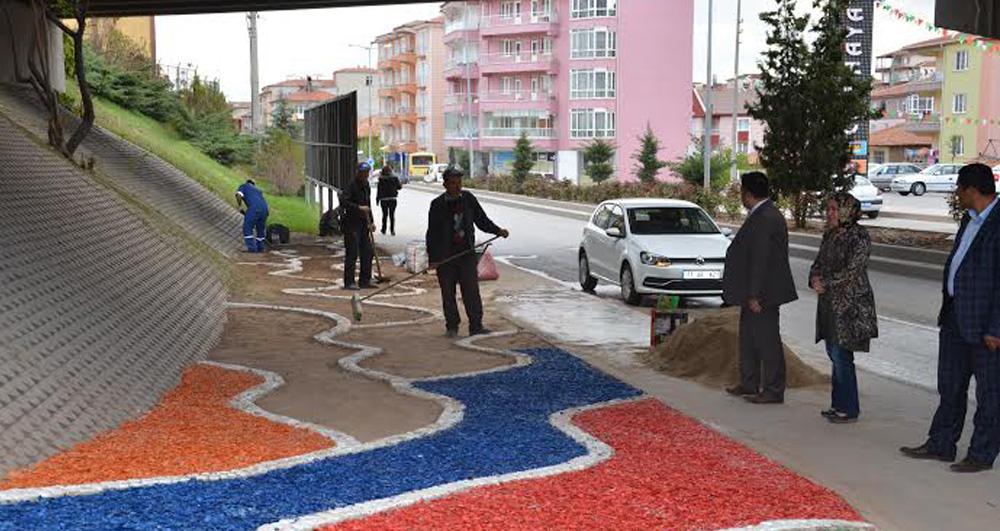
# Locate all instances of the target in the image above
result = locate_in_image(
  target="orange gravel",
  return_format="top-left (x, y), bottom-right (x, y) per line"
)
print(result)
top-left (0, 365), bottom-right (334, 489)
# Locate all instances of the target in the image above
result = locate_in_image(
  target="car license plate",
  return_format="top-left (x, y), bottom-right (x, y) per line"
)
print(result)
top-left (683, 270), bottom-right (721, 280)
top-left (862, 202), bottom-right (871, 208)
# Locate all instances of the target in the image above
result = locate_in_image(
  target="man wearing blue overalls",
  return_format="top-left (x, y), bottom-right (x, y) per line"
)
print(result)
top-left (236, 179), bottom-right (269, 252)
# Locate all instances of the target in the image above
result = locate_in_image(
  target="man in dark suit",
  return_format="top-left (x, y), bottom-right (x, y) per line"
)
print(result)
top-left (722, 172), bottom-right (798, 404)
top-left (901, 163), bottom-right (1000, 473)
top-left (426, 167), bottom-right (509, 338)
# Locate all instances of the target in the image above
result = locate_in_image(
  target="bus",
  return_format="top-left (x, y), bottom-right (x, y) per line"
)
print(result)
top-left (409, 152), bottom-right (436, 178)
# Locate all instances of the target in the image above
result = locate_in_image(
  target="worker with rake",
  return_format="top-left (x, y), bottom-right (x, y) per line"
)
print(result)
top-left (426, 166), bottom-right (509, 338)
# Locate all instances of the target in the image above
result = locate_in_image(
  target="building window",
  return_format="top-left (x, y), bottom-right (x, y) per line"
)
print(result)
top-left (736, 117), bottom-right (751, 132)
top-left (531, 0), bottom-right (553, 18)
top-left (501, 39), bottom-right (521, 56)
top-left (570, 108), bottom-right (616, 138)
top-left (570, 69), bottom-right (616, 99)
top-left (953, 93), bottom-right (968, 114)
top-left (872, 150), bottom-right (886, 164)
top-left (571, 0), bottom-right (617, 19)
top-left (570, 28), bottom-right (617, 59)
top-left (907, 94), bottom-right (934, 115)
top-left (955, 49), bottom-right (970, 72)
top-left (737, 141), bottom-right (750, 154)
top-left (500, 1), bottom-right (522, 19)
top-left (950, 135), bottom-right (965, 156)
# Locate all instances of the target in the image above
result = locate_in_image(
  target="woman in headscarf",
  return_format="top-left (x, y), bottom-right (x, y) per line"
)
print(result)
top-left (809, 192), bottom-right (879, 423)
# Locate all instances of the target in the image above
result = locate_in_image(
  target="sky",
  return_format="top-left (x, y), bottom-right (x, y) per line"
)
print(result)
top-left (155, 0), bottom-right (939, 103)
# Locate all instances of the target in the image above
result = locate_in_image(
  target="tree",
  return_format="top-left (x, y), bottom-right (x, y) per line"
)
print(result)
top-left (633, 124), bottom-right (668, 183)
top-left (511, 131), bottom-right (535, 186)
top-left (747, 0), bottom-right (874, 229)
top-left (255, 128), bottom-right (304, 196)
top-left (4, 0), bottom-right (95, 159)
top-left (271, 98), bottom-right (297, 136)
top-left (670, 139), bottom-right (732, 190)
top-left (583, 139), bottom-right (615, 184)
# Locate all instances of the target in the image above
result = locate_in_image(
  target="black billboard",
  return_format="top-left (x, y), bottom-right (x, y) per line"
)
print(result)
top-left (304, 91), bottom-right (358, 191)
top-left (845, 0), bottom-right (874, 174)
top-left (936, 0), bottom-right (1000, 40)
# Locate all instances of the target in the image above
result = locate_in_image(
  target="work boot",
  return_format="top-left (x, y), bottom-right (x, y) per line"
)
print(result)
top-left (950, 457), bottom-right (992, 473)
top-left (444, 329), bottom-right (459, 339)
top-left (900, 442), bottom-right (956, 462)
top-left (343, 284), bottom-right (360, 291)
top-left (469, 327), bottom-right (493, 336)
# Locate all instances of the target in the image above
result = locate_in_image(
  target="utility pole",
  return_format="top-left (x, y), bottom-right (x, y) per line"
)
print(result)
top-left (349, 43), bottom-right (375, 164)
top-left (247, 12), bottom-right (261, 134)
top-left (702, 0), bottom-right (714, 190)
top-left (730, 0), bottom-right (742, 183)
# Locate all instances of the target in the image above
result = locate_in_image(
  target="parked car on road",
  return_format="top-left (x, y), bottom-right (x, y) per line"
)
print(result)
top-left (850, 175), bottom-right (883, 219)
top-left (578, 199), bottom-right (732, 305)
top-left (993, 164), bottom-right (1000, 182)
top-left (867, 163), bottom-right (923, 190)
top-left (890, 164), bottom-right (962, 196)
top-left (423, 163), bottom-right (449, 183)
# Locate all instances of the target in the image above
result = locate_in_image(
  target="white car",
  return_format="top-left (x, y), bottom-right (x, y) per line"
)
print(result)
top-left (850, 175), bottom-right (883, 219)
top-left (890, 163), bottom-right (963, 196)
top-left (578, 199), bottom-right (732, 305)
top-left (424, 163), bottom-right (449, 183)
top-left (867, 163), bottom-right (923, 190)
top-left (994, 164), bottom-right (1000, 182)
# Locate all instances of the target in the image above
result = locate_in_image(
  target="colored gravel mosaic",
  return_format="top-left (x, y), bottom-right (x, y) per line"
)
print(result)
top-left (0, 365), bottom-right (333, 490)
top-left (0, 348), bottom-right (641, 529)
top-left (330, 398), bottom-right (862, 530)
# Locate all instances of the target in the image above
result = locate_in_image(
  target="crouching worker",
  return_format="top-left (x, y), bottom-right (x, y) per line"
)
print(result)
top-left (426, 167), bottom-right (509, 338)
top-left (236, 179), bottom-right (269, 252)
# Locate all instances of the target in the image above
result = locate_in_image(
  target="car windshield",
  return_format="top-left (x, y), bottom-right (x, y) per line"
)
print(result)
top-left (854, 176), bottom-right (873, 187)
top-left (627, 207), bottom-right (719, 235)
top-left (411, 155), bottom-right (434, 166)
top-left (920, 165), bottom-right (943, 175)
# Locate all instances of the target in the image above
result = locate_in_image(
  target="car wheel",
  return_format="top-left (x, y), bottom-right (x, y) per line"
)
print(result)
top-left (620, 264), bottom-right (642, 306)
top-left (911, 182), bottom-right (926, 196)
top-left (579, 252), bottom-right (598, 292)
top-left (867, 211), bottom-right (879, 219)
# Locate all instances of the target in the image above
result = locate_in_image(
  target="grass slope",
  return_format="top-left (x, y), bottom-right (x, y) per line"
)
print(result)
top-left (68, 82), bottom-right (317, 234)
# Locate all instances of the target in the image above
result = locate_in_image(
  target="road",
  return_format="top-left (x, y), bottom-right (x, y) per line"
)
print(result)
top-left (376, 185), bottom-right (943, 390)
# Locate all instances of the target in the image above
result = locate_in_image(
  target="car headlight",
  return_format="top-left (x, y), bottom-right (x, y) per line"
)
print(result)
top-left (640, 252), bottom-right (672, 267)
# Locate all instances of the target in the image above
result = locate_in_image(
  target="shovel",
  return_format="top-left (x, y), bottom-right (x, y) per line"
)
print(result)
top-left (351, 235), bottom-right (502, 322)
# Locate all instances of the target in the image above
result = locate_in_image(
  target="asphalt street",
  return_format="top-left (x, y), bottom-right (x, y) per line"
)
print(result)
top-left (375, 185), bottom-right (944, 390)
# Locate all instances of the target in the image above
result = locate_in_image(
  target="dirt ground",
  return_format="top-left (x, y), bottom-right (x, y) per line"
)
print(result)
top-left (212, 240), bottom-right (544, 442)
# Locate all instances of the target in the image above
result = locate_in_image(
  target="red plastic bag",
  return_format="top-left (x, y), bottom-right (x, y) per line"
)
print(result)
top-left (477, 249), bottom-right (500, 281)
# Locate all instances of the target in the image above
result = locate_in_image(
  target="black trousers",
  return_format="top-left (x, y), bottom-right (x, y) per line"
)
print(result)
top-left (343, 223), bottom-right (373, 287)
top-left (380, 199), bottom-right (397, 234)
top-left (436, 253), bottom-right (483, 332)
top-left (928, 311), bottom-right (1000, 464)
top-left (739, 305), bottom-right (786, 396)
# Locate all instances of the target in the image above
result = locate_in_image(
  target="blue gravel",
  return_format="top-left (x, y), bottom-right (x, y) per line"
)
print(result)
top-left (0, 347), bottom-right (641, 530)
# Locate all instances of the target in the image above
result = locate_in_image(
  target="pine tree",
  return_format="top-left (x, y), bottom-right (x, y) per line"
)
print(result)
top-left (748, 0), bottom-right (875, 228)
top-left (512, 131), bottom-right (535, 186)
top-left (272, 99), bottom-right (295, 135)
top-left (583, 139), bottom-right (616, 184)
top-left (633, 124), bottom-right (668, 184)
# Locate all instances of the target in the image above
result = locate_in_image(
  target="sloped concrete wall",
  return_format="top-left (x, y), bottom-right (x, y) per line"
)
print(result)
top-left (0, 117), bottom-right (228, 476)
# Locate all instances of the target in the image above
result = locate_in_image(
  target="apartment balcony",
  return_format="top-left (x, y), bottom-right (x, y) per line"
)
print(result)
top-left (480, 12), bottom-right (558, 37)
top-left (902, 115), bottom-right (941, 133)
top-left (397, 83), bottom-right (418, 95)
top-left (444, 60), bottom-right (480, 79)
top-left (444, 26), bottom-right (479, 44)
top-left (445, 129), bottom-right (480, 141)
top-left (387, 141), bottom-right (419, 153)
top-left (396, 52), bottom-right (417, 65)
top-left (482, 127), bottom-right (555, 139)
top-left (444, 93), bottom-right (479, 111)
top-left (378, 87), bottom-right (399, 98)
top-left (392, 107), bottom-right (418, 124)
top-left (479, 52), bottom-right (557, 75)
top-left (479, 90), bottom-right (557, 112)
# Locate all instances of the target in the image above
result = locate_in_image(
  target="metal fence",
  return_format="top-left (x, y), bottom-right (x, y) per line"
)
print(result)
top-left (304, 91), bottom-right (357, 192)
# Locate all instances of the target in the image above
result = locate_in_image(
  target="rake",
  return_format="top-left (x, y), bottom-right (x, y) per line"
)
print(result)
top-left (351, 235), bottom-right (501, 322)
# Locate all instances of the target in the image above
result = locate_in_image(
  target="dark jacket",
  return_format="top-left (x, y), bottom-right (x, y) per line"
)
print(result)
top-left (809, 224), bottom-right (878, 352)
top-left (940, 205), bottom-right (1000, 344)
top-left (376, 175), bottom-right (402, 203)
top-left (426, 190), bottom-right (502, 263)
top-left (338, 177), bottom-right (371, 229)
top-left (722, 200), bottom-right (798, 308)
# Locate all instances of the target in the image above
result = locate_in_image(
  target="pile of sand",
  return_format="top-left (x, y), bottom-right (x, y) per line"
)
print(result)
top-left (642, 306), bottom-right (826, 389)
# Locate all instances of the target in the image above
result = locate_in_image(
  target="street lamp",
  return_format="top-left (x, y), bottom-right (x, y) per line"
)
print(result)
top-left (349, 43), bottom-right (375, 166)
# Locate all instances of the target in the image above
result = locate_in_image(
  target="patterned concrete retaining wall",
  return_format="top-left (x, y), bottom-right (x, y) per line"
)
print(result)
top-left (0, 116), bottom-right (228, 476)
top-left (0, 85), bottom-right (243, 256)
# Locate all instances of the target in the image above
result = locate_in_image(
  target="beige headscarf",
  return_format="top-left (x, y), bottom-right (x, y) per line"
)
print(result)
top-left (829, 192), bottom-right (862, 228)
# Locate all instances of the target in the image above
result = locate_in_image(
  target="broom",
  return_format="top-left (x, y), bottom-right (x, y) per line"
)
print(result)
top-left (368, 224), bottom-right (391, 283)
top-left (351, 235), bottom-right (501, 322)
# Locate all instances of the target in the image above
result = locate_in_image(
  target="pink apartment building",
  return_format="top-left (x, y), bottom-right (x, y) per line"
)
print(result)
top-left (440, 0), bottom-right (694, 183)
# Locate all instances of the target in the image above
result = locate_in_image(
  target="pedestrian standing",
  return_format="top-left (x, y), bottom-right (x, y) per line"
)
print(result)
top-left (426, 167), bottom-right (509, 338)
top-left (722, 172), bottom-right (798, 404)
top-left (809, 192), bottom-right (878, 424)
top-left (377, 164), bottom-right (402, 236)
top-left (339, 164), bottom-right (375, 290)
top-left (901, 163), bottom-right (1000, 473)
top-left (235, 179), bottom-right (269, 253)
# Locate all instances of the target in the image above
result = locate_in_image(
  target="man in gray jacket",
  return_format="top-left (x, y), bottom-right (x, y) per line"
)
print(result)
top-left (722, 172), bottom-right (798, 404)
